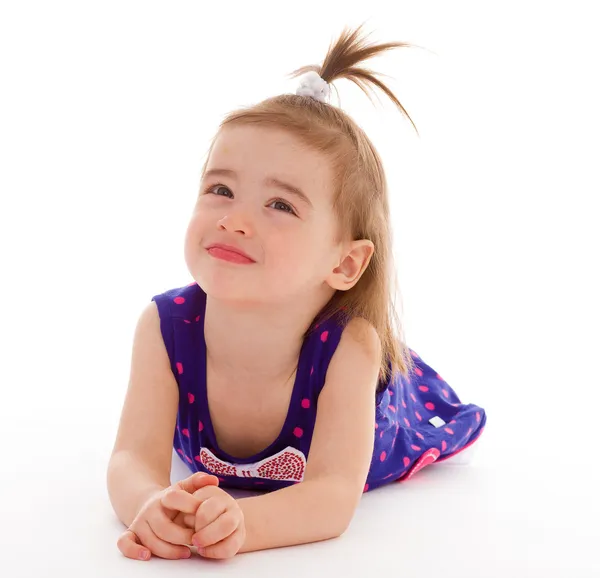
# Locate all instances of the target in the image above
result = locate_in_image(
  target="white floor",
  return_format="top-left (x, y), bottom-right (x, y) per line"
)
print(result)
top-left (2, 416), bottom-right (598, 577)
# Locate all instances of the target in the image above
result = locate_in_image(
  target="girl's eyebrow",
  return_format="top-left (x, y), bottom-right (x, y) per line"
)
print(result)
top-left (203, 168), bottom-right (314, 209)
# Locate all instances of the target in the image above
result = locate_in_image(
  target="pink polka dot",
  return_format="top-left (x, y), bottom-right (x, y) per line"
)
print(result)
top-left (441, 440), bottom-right (447, 451)
top-left (177, 448), bottom-right (184, 455)
top-left (410, 393), bottom-right (417, 403)
top-left (416, 431), bottom-right (424, 440)
top-left (195, 315), bottom-right (201, 322)
top-left (436, 373), bottom-right (443, 380)
top-left (374, 422), bottom-right (378, 429)
top-left (301, 398), bottom-right (310, 409)
top-left (188, 392), bottom-right (195, 404)
top-left (410, 350), bottom-right (420, 359)
top-left (476, 411), bottom-right (481, 422)
top-left (418, 385), bottom-right (429, 392)
top-left (174, 297), bottom-right (185, 304)
top-left (444, 427), bottom-right (454, 435)
top-left (403, 457), bottom-right (410, 467)
top-left (363, 483), bottom-right (369, 492)
top-left (404, 417), bottom-right (410, 427)
top-left (467, 428), bottom-right (473, 436)
top-left (184, 319), bottom-right (191, 324)
top-left (450, 420), bottom-right (456, 424)
top-left (310, 366), bottom-right (314, 376)
top-left (194, 455), bottom-right (201, 462)
top-left (388, 388), bottom-right (394, 395)
top-left (388, 404), bottom-right (396, 413)
top-left (415, 367), bottom-right (423, 377)
top-left (185, 455), bottom-right (193, 464)
top-left (442, 389), bottom-right (449, 398)
top-left (176, 362), bottom-right (184, 375)
top-left (380, 430), bottom-right (384, 438)
top-left (425, 402), bottom-right (435, 411)
top-left (320, 330), bottom-right (329, 342)
top-left (198, 421), bottom-right (204, 432)
top-left (293, 427), bottom-right (303, 438)
top-left (415, 411), bottom-right (422, 421)
top-left (380, 451), bottom-right (387, 461)
top-left (411, 444), bottom-right (421, 451)
top-left (182, 428), bottom-right (190, 437)
top-left (401, 399), bottom-right (407, 409)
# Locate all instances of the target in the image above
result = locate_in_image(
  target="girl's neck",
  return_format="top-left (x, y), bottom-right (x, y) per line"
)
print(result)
top-left (203, 290), bottom-right (331, 385)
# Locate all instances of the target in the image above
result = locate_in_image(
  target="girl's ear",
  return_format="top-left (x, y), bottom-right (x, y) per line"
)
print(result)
top-left (326, 240), bottom-right (374, 291)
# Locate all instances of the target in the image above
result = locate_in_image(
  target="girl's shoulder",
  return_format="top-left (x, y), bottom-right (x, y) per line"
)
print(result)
top-left (303, 311), bottom-right (383, 392)
top-left (150, 281), bottom-right (206, 321)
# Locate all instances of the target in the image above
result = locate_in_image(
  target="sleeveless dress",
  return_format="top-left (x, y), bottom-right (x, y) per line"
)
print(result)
top-left (151, 282), bottom-right (487, 493)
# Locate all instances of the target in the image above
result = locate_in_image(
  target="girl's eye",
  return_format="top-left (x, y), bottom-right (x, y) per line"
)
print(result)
top-left (208, 184), bottom-right (232, 197)
top-left (269, 199), bottom-right (296, 215)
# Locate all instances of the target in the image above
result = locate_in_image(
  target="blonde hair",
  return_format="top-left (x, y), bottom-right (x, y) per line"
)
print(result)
top-left (201, 24), bottom-right (420, 384)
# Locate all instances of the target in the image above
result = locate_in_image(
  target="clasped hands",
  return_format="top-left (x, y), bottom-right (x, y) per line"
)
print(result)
top-left (117, 472), bottom-right (245, 561)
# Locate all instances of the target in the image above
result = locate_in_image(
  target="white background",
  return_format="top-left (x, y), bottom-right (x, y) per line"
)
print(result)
top-left (1, 0), bottom-right (598, 576)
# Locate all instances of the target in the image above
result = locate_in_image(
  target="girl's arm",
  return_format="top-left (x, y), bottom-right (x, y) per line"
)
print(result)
top-left (237, 317), bottom-right (381, 553)
top-left (106, 302), bottom-right (179, 526)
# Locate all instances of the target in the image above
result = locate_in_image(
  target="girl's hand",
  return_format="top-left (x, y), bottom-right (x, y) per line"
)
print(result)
top-left (188, 485), bottom-right (246, 559)
top-left (117, 472), bottom-right (219, 561)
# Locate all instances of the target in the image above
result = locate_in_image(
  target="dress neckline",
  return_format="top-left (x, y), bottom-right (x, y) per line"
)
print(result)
top-left (196, 290), bottom-right (310, 464)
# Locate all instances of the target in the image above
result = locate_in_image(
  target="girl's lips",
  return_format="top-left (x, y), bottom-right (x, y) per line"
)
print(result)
top-left (207, 245), bottom-right (255, 264)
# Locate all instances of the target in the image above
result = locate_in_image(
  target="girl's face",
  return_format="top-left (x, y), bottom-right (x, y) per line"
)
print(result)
top-left (184, 124), bottom-right (344, 306)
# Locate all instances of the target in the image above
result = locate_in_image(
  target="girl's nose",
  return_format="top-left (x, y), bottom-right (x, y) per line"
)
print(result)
top-left (217, 210), bottom-right (254, 236)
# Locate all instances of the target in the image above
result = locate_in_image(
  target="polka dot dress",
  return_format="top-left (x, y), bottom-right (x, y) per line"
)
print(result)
top-left (151, 282), bottom-right (486, 493)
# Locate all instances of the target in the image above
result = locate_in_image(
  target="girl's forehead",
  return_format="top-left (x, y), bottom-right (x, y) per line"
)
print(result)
top-left (215, 125), bottom-right (309, 156)
top-left (209, 126), bottom-right (335, 198)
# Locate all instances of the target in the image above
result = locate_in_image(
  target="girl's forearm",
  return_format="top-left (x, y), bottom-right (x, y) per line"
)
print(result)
top-left (106, 450), bottom-right (171, 527)
top-left (237, 478), bottom-right (360, 553)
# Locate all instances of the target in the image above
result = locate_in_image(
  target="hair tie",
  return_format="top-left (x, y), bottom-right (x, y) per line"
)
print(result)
top-left (295, 71), bottom-right (331, 103)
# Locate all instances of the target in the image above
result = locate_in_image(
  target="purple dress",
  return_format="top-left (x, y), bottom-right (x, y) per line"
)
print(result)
top-left (151, 282), bottom-right (486, 492)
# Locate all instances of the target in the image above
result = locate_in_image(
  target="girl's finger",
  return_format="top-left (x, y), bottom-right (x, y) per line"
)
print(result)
top-left (191, 485), bottom-right (222, 502)
top-left (137, 520), bottom-right (192, 560)
top-left (175, 472), bottom-right (219, 494)
top-left (193, 510), bottom-right (240, 548)
top-left (194, 496), bottom-right (228, 532)
top-left (172, 510), bottom-right (189, 527)
top-left (161, 488), bottom-right (201, 515)
top-left (198, 526), bottom-right (245, 560)
top-left (117, 529), bottom-right (151, 561)
top-left (147, 507), bottom-right (195, 546)
top-left (182, 513), bottom-right (196, 528)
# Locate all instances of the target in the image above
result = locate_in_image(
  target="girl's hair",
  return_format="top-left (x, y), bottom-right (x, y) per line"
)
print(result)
top-left (201, 24), bottom-right (419, 384)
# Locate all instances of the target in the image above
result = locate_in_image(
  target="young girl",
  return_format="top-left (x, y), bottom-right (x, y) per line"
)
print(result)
top-left (107, 24), bottom-right (486, 562)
